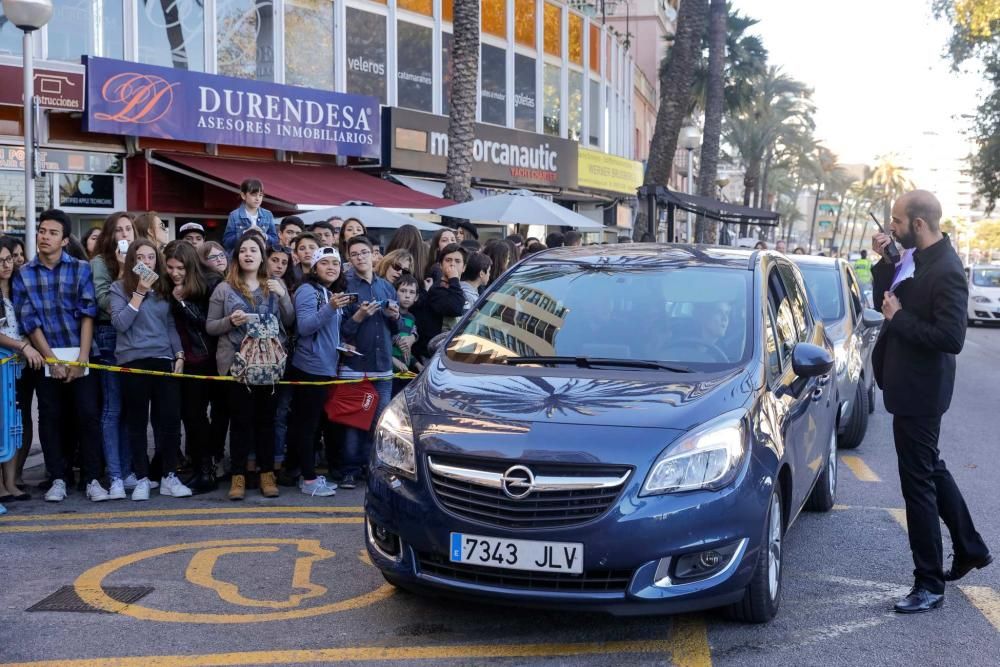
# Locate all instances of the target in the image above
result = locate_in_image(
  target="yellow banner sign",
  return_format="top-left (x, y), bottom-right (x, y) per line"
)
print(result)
top-left (577, 148), bottom-right (643, 195)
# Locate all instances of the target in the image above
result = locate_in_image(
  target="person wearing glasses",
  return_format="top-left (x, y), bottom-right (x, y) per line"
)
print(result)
top-left (338, 236), bottom-right (401, 489)
top-left (375, 249), bottom-right (414, 286)
top-left (199, 242), bottom-right (229, 277)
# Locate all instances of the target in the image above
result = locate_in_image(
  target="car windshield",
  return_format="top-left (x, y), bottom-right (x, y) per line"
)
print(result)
top-left (972, 268), bottom-right (1000, 288)
top-left (797, 265), bottom-right (844, 323)
top-left (444, 262), bottom-right (752, 371)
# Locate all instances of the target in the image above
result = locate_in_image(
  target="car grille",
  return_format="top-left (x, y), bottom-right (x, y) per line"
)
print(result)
top-left (416, 551), bottom-right (632, 593)
top-left (427, 455), bottom-right (631, 529)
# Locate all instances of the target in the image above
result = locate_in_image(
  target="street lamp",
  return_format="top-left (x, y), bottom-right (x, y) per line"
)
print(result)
top-left (679, 125), bottom-right (701, 242)
top-left (3, 0), bottom-right (53, 259)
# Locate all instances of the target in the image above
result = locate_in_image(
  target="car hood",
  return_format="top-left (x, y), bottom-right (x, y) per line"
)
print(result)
top-left (406, 356), bottom-right (754, 432)
top-left (971, 286), bottom-right (1000, 298)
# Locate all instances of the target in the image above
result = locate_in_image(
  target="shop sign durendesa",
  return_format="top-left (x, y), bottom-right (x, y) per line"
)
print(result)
top-left (383, 107), bottom-right (578, 189)
top-left (84, 57), bottom-right (380, 158)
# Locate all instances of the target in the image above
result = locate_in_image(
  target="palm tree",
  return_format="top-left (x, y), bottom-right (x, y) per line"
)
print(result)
top-left (869, 155), bottom-right (914, 221)
top-left (639, 0), bottom-right (708, 240)
top-left (724, 67), bottom-right (814, 212)
top-left (442, 0), bottom-right (479, 203)
top-left (693, 0), bottom-right (727, 244)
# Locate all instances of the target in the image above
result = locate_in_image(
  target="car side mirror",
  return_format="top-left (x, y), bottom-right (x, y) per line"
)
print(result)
top-left (427, 332), bottom-right (449, 355)
top-left (861, 308), bottom-right (884, 329)
top-left (791, 343), bottom-right (834, 378)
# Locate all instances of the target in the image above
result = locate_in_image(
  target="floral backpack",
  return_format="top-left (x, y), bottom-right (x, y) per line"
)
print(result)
top-left (230, 291), bottom-right (287, 387)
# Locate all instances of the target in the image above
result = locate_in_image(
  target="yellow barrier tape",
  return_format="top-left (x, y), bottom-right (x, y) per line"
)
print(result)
top-left (0, 353), bottom-right (415, 386)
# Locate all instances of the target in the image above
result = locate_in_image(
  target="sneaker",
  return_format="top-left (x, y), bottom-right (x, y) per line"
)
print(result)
top-left (44, 479), bottom-right (67, 502)
top-left (300, 476), bottom-right (337, 497)
top-left (86, 479), bottom-right (110, 502)
top-left (124, 473), bottom-right (158, 490)
top-left (107, 478), bottom-right (127, 500)
top-left (160, 473), bottom-right (193, 498)
top-left (131, 478), bottom-right (151, 501)
top-left (340, 474), bottom-right (357, 490)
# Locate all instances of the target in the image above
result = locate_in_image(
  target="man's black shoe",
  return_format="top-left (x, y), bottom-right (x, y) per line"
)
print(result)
top-left (340, 474), bottom-right (357, 490)
top-left (945, 553), bottom-right (993, 581)
top-left (894, 587), bottom-right (944, 614)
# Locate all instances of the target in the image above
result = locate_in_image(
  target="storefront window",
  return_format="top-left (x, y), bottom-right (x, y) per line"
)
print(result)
top-left (568, 70), bottom-right (582, 141)
top-left (480, 43), bottom-right (506, 126)
top-left (543, 63), bottom-right (560, 136)
top-left (543, 2), bottom-right (561, 57)
top-left (568, 13), bottom-right (583, 66)
top-left (514, 0), bottom-right (535, 48)
top-left (216, 0), bottom-right (276, 81)
top-left (47, 0), bottom-right (124, 61)
top-left (589, 78), bottom-right (601, 146)
top-left (514, 54), bottom-right (536, 132)
top-left (0, 7), bottom-right (21, 55)
top-left (442, 0), bottom-right (453, 22)
top-left (482, 0), bottom-right (506, 39)
top-left (285, 0), bottom-right (334, 89)
top-left (442, 31), bottom-right (453, 115)
top-left (138, 0), bottom-right (205, 70)
top-left (345, 7), bottom-right (387, 104)
top-left (589, 24), bottom-right (600, 74)
top-left (398, 0), bottom-right (433, 16)
top-left (397, 21), bottom-right (433, 112)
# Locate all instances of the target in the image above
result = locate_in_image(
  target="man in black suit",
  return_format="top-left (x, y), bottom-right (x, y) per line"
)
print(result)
top-left (872, 190), bottom-right (991, 614)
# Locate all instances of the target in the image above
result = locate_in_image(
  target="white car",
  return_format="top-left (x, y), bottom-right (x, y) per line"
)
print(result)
top-left (966, 265), bottom-right (1000, 325)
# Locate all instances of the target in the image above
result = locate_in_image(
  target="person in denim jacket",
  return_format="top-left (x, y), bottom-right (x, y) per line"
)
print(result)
top-left (223, 179), bottom-right (278, 252)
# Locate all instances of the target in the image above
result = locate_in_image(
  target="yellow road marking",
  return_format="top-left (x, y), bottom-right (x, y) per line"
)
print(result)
top-left (885, 508), bottom-right (907, 531)
top-left (184, 542), bottom-right (335, 609)
top-left (0, 506), bottom-right (364, 522)
top-left (841, 456), bottom-right (881, 482)
top-left (0, 640), bottom-right (676, 667)
top-left (0, 517), bottom-right (363, 534)
top-left (959, 586), bottom-right (1000, 633)
top-left (670, 615), bottom-right (712, 667)
top-left (74, 538), bottom-right (391, 623)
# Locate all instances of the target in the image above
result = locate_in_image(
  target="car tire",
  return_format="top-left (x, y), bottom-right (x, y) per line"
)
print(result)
top-left (727, 486), bottom-right (783, 624)
top-left (868, 383), bottom-right (876, 414)
top-left (805, 430), bottom-right (837, 512)
top-left (837, 381), bottom-right (868, 450)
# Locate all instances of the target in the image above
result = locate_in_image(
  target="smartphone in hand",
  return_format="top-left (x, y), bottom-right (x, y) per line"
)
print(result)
top-left (131, 261), bottom-right (158, 284)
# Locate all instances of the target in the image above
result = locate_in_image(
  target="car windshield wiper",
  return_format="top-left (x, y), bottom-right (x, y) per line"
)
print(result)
top-left (501, 356), bottom-right (692, 372)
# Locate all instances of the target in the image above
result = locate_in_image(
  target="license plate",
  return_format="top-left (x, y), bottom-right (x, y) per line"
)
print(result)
top-left (449, 533), bottom-right (584, 574)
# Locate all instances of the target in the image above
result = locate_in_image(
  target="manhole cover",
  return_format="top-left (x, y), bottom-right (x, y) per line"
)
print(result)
top-left (27, 586), bottom-right (153, 613)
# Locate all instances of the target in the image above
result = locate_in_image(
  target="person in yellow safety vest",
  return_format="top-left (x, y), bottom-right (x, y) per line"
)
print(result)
top-left (854, 249), bottom-right (873, 286)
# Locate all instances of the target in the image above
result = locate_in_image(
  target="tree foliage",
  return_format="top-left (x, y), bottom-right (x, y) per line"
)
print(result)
top-left (935, 0), bottom-right (1000, 213)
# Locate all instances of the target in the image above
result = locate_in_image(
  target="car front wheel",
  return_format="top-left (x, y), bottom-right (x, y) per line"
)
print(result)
top-left (806, 429), bottom-right (837, 512)
top-left (727, 486), bottom-right (784, 624)
top-left (838, 381), bottom-right (869, 450)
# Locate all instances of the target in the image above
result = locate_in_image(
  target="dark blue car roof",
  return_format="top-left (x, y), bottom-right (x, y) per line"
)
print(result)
top-left (522, 243), bottom-right (757, 270)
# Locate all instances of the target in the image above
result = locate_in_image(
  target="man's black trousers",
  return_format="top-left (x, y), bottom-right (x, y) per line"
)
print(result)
top-left (893, 415), bottom-right (988, 593)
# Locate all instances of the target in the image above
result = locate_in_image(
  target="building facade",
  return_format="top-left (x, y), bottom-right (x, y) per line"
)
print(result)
top-left (0, 0), bottom-right (643, 241)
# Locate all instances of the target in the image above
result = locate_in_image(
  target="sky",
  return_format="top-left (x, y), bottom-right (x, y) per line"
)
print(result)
top-left (740, 0), bottom-right (983, 167)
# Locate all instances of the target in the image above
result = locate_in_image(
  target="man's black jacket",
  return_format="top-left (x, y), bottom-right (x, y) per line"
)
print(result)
top-left (872, 236), bottom-right (967, 417)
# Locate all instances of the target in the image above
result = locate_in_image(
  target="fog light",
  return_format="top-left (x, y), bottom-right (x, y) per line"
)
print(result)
top-left (366, 518), bottom-right (401, 560)
top-left (654, 539), bottom-right (747, 587)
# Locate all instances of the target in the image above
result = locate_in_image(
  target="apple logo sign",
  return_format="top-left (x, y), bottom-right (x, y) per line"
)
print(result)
top-left (78, 178), bottom-right (94, 195)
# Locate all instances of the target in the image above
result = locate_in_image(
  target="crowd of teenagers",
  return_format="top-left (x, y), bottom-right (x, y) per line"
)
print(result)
top-left (0, 178), bottom-right (567, 507)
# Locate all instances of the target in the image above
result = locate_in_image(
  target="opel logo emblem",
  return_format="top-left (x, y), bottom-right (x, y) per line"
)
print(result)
top-left (501, 465), bottom-right (535, 500)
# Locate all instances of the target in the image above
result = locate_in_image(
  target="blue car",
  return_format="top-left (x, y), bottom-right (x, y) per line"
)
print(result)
top-left (365, 245), bottom-right (838, 623)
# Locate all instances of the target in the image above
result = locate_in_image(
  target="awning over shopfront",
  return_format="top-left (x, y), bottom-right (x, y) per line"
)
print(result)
top-left (148, 152), bottom-right (452, 211)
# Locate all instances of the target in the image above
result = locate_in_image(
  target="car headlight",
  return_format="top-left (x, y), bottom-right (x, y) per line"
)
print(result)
top-left (641, 411), bottom-right (747, 496)
top-left (972, 295), bottom-right (992, 304)
top-left (374, 392), bottom-right (416, 480)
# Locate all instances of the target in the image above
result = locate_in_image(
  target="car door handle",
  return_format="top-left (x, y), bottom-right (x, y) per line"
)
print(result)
top-left (812, 383), bottom-right (824, 402)
top-left (818, 374), bottom-right (831, 387)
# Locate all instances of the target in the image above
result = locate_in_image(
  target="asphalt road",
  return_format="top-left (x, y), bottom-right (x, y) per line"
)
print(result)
top-left (1, 326), bottom-right (998, 667)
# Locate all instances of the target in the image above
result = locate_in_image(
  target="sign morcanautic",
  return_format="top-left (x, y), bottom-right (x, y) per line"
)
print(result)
top-left (84, 57), bottom-right (380, 158)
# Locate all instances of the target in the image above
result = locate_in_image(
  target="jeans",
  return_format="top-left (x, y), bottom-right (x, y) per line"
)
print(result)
top-left (95, 323), bottom-right (130, 480)
top-left (122, 358), bottom-right (182, 480)
top-left (36, 372), bottom-right (103, 483)
top-left (228, 384), bottom-right (276, 474)
top-left (286, 368), bottom-right (340, 481)
top-left (273, 385), bottom-right (292, 464)
top-left (893, 415), bottom-right (989, 594)
top-left (342, 378), bottom-right (393, 478)
top-left (180, 361), bottom-right (215, 468)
